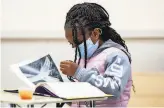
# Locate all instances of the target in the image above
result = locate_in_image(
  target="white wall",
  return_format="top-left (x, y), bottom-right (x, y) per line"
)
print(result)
top-left (2, 0), bottom-right (164, 38)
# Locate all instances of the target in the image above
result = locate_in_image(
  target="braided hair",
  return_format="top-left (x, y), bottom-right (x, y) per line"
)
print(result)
top-left (65, 3), bottom-right (129, 68)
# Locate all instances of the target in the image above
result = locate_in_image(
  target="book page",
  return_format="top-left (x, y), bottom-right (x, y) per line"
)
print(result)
top-left (46, 82), bottom-right (108, 99)
top-left (10, 54), bottom-right (63, 89)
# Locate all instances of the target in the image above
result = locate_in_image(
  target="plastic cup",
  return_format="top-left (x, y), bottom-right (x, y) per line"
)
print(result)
top-left (18, 87), bottom-right (34, 100)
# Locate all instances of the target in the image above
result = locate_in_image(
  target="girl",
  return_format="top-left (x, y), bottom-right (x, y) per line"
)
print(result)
top-left (60, 2), bottom-right (132, 107)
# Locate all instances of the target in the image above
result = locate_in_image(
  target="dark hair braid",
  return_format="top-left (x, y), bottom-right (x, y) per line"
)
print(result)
top-left (100, 26), bottom-right (129, 52)
top-left (77, 47), bottom-right (81, 65)
top-left (78, 21), bottom-right (87, 68)
top-left (71, 20), bottom-right (82, 65)
top-left (67, 20), bottom-right (81, 82)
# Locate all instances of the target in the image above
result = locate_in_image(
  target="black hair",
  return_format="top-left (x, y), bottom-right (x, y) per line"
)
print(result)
top-left (65, 3), bottom-right (129, 68)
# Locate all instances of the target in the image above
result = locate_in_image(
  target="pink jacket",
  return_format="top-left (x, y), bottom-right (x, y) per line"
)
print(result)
top-left (72, 39), bottom-right (132, 107)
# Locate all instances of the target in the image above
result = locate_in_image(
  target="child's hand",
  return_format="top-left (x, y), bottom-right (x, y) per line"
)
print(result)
top-left (60, 60), bottom-right (78, 76)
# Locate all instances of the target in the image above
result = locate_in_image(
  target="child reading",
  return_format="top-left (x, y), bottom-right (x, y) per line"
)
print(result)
top-left (60, 2), bottom-right (132, 107)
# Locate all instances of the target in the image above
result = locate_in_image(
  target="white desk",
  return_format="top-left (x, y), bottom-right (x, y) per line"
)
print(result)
top-left (0, 91), bottom-right (108, 108)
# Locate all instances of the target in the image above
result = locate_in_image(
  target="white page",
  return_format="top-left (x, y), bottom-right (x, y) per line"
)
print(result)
top-left (10, 63), bottom-right (36, 89)
top-left (46, 82), bottom-right (107, 99)
top-left (9, 54), bottom-right (63, 90)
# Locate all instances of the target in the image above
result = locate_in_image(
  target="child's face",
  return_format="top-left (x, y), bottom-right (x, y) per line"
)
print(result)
top-left (65, 28), bottom-right (100, 48)
top-left (65, 28), bottom-right (83, 48)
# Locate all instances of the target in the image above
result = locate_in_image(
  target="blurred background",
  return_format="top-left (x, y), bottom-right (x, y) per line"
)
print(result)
top-left (1, 0), bottom-right (164, 107)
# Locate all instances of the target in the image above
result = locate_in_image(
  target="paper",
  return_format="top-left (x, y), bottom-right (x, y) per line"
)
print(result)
top-left (46, 82), bottom-right (108, 99)
top-left (10, 54), bottom-right (63, 89)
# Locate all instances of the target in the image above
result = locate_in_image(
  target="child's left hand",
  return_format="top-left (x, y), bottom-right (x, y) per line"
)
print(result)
top-left (60, 60), bottom-right (78, 76)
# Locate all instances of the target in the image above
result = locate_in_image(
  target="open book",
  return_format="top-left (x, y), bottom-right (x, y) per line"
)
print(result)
top-left (8, 54), bottom-right (111, 99)
top-left (35, 82), bottom-right (111, 99)
top-left (10, 54), bottom-right (64, 89)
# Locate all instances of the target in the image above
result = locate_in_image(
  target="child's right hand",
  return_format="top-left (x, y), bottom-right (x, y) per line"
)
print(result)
top-left (60, 60), bottom-right (78, 76)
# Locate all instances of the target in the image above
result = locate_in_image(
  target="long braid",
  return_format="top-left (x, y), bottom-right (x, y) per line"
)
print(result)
top-left (77, 47), bottom-right (81, 65)
top-left (78, 21), bottom-right (87, 68)
top-left (72, 20), bottom-right (82, 65)
top-left (72, 19), bottom-right (88, 68)
top-left (71, 20), bottom-right (80, 45)
top-left (109, 27), bottom-right (129, 52)
top-left (74, 48), bottom-right (77, 63)
top-left (100, 25), bottom-right (129, 52)
top-left (67, 20), bottom-right (81, 82)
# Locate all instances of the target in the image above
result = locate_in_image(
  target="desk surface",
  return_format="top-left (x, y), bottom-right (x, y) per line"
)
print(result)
top-left (0, 91), bottom-right (107, 105)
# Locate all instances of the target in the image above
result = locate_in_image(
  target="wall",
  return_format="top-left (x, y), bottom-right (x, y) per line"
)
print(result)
top-left (2, 0), bottom-right (164, 38)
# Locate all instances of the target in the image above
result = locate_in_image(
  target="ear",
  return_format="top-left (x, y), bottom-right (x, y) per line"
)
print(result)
top-left (91, 28), bottom-right (101, 43)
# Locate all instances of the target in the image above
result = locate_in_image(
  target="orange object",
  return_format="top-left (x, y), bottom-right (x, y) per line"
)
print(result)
top-left (19, 90), bottom-right (33, 100)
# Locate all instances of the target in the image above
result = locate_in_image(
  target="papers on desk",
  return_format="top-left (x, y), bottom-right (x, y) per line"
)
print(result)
top-left (10, 54), bottom-right (63, 89)
top-left (35, 82), bottom-right (111, 99)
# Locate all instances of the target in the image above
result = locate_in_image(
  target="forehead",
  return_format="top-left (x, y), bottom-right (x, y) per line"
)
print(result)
top-left (65, 27), bottom-right (82, 39)
top-left (65, 26), bottom-right (90, 36)
top-left (65, 28), bottom-right (72, 37)
top-left (65, 27), bottom-right (82, 35)
top-left (64, 27), bottom-right (91, 45)
top-left (65, 28), bottom-right (78, 44)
